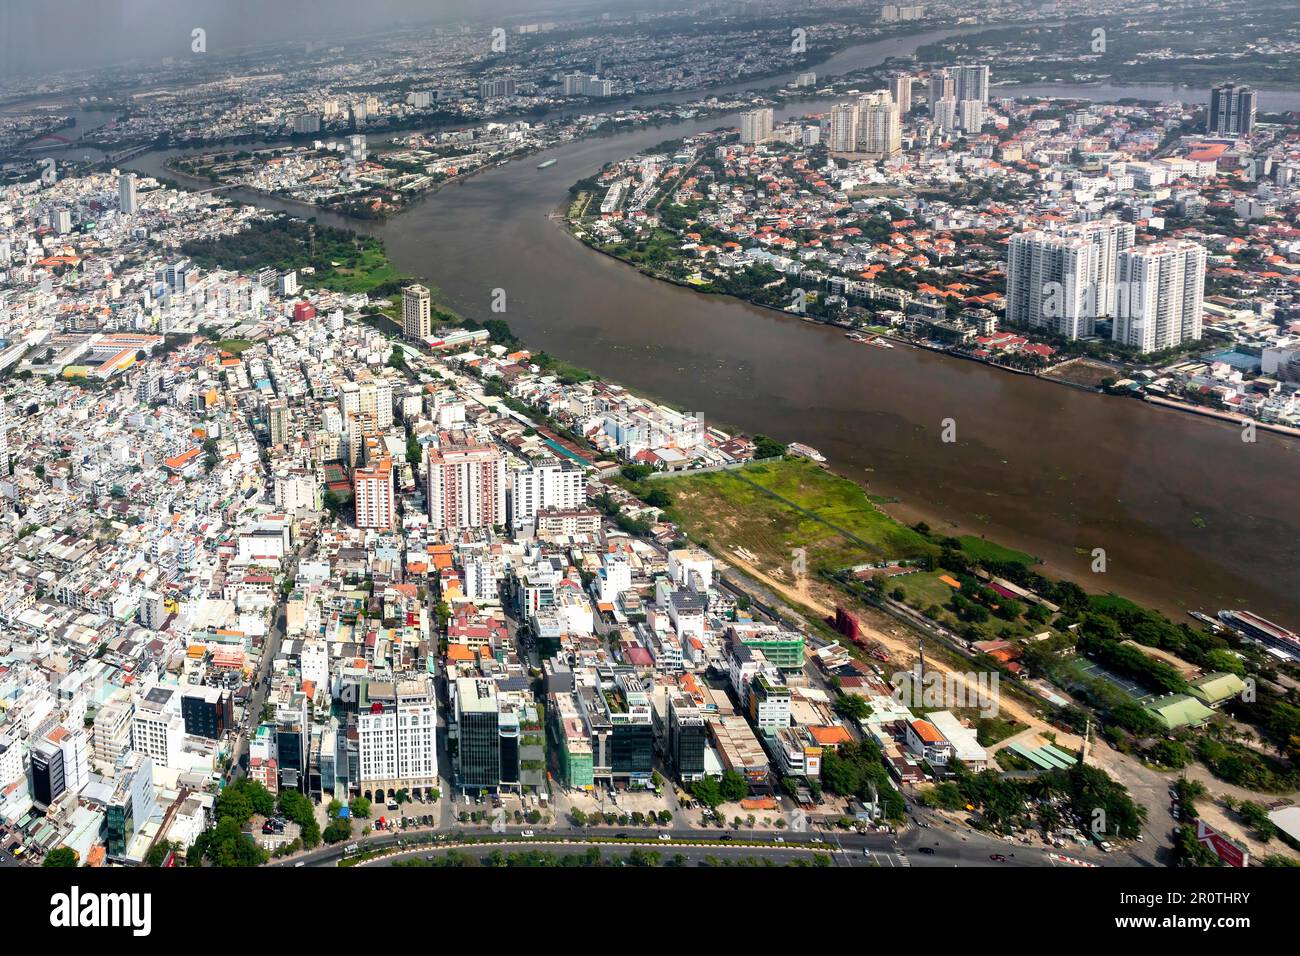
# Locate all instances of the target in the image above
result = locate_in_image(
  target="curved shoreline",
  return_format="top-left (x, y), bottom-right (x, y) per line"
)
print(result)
top-left (116, 44), bottom-right (1300, 627)
top-left (561, 221), bottom-right (1300, 444)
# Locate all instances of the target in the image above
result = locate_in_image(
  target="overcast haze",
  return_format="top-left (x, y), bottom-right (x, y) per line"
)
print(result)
top-left (0, 0), bottom-right (613, 77)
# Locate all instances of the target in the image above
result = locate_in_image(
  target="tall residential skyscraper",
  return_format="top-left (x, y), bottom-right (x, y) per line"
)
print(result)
top-left (958, 99), bottom-right (984, 134)
top-left (932, 97), bottom-right (958, 132)
top-left (828, 102), bottom-right (857, 153)
top-left (426, 430), bottom-right (506, 531)
top-left (955, 64), bottom-right (990, 105)
top-left (889, 73), bottom-right (913, 116)
top-left (1208, 84), bottom-right (1256, 136)
top-left (1006, 231), bottom-right (1102, 340)
top-left (855, 91), bottom-right (901, 156)
top-left (118, 173), bottom-right (138, 215)
top-left (1113, 240), bottom-right (1207, 353)
top-left (739, 107), bottom-right (774, 145)
top-left (402, 284), bottom-right (431, 341)
top-left (354, 458), bottom-right (396, 530)
top-left (1072, 219), bottom-right (1137, 318)
top-left (1006, 220), bottom-right (1136, 339)
top-left (927, 67), bottom-right (955, 113)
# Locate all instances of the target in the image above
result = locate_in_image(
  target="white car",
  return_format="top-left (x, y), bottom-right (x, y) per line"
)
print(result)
top-left (520, 829), bottom-right (535, 838)
top-left (658, 833), bottom-right (671, 841)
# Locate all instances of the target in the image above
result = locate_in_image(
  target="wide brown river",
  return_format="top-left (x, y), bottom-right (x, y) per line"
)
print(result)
top-left (124, 32), bottom-right (1300, 627)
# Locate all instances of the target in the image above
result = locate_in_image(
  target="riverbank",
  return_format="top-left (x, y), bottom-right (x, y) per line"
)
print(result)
top-left (118, 32), bottom-right (1300, 629)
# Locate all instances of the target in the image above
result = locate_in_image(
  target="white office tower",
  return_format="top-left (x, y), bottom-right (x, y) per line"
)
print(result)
top-left (57, 726), bottom-right (91, 797)
top-left (1113, 240), bottom-right (1207, 353)
top-left (357, 677), bottom-right (438, 800)
top-left (958, 99), bottom-right (984, 134)
top-left (426, 431), bottom-right (506, 531)
top-left (956, 63), bottom-right (990, 105)
top-left (1006, 231), bottom-right (1101, 339)
top-left (402, 283), bottom-right (432, 341)
top-left (131, 685), bottom-right (186, 769)
top-left (119, 173), bottom-right (138, 215)
top-left (829, 102), bottom-right (857, 153)
top-left (928, 67), bottom-right (955, 113)
top-left (890, 73), bottom-right (913, 115)
top-left (856, 91), bottom-right (901, 156)
top-left (91, 695), bottom-right (134, 770)
top-left (511, 457), bottom-right (586, 528)
top-left (739, 107), bottom-right (774, 145)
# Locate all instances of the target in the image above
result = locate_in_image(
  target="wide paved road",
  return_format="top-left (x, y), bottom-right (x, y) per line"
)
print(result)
top-left (271, 820), bottom-right (1062, 869)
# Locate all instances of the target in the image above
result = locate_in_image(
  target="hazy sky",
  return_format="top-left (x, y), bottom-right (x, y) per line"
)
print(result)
top-left (0, 0), bottom-right (610, 77)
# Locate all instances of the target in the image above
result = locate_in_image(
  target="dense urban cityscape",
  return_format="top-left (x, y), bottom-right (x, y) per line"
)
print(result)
top-left (0, 0), bottom-right (1296, 932)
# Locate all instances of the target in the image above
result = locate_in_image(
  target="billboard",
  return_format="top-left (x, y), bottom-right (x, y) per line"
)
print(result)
top-left (1195, 819), bottom-right (1250, 867)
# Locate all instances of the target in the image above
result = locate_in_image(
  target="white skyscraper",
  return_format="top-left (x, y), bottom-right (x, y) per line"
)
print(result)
top-left (1006, 220), bottom-right (1137, 339)
top-left (402, 283), bottom-right (432, 341)
top-left (958, 99), bottom-right (984, 134)
top-left (1006, 231), bottom-right (1102, 339)
top-left (956, 63), bottom-right (990, 105)
top-left (354, 458), bottom-right (396, 530)
top-left (131, 685), bottom-right (186, 769)
top-left (928, 67), bottom-right (955, 113)
top-left (829, 103), bottom-right (857, 153)
top-left (889, 73), bottom-right (913, 115)
top-left (1072, 219), bottom-right (1137, 318)
top-left (119, 173), bottom-right (138, 215)
top-left (510, 457), bottom-right (586, 528)
top-left (1113, 240), bottom-right (1207, 352)
top-left (932, 97), bottom-right (958, 132)
top-left (0, 398), bottom-right (10, 478)
top-left (739, 108), bottom-right (774, 144)
top-left (855, 91), bottom-right (901, 156)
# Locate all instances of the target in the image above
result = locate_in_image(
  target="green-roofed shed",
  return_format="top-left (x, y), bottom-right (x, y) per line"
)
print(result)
top-left (1187, 672), bottom-right (1245, 707)
top-left (1146, 693), bottom-right (1215, 730)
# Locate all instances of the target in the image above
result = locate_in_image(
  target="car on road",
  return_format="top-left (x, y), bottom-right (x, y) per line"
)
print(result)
top-left (918, 847), bottom-right (935, 855)
top-left (989, 853), bottom-right (1008, 862)
top-left (774, 836), bottom-right (784, 843)
top-left (658, 833), bottom-right (671, 841)
top-left (520, 830), bottom-right (534, 838)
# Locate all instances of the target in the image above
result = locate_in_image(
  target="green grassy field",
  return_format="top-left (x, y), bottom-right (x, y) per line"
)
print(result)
top-left (892, 570), bottom-right (962, 610)
top-left (956, 535), bottom-right (1035, 565)
top-left (664, 457), bottom-right (935, 574)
